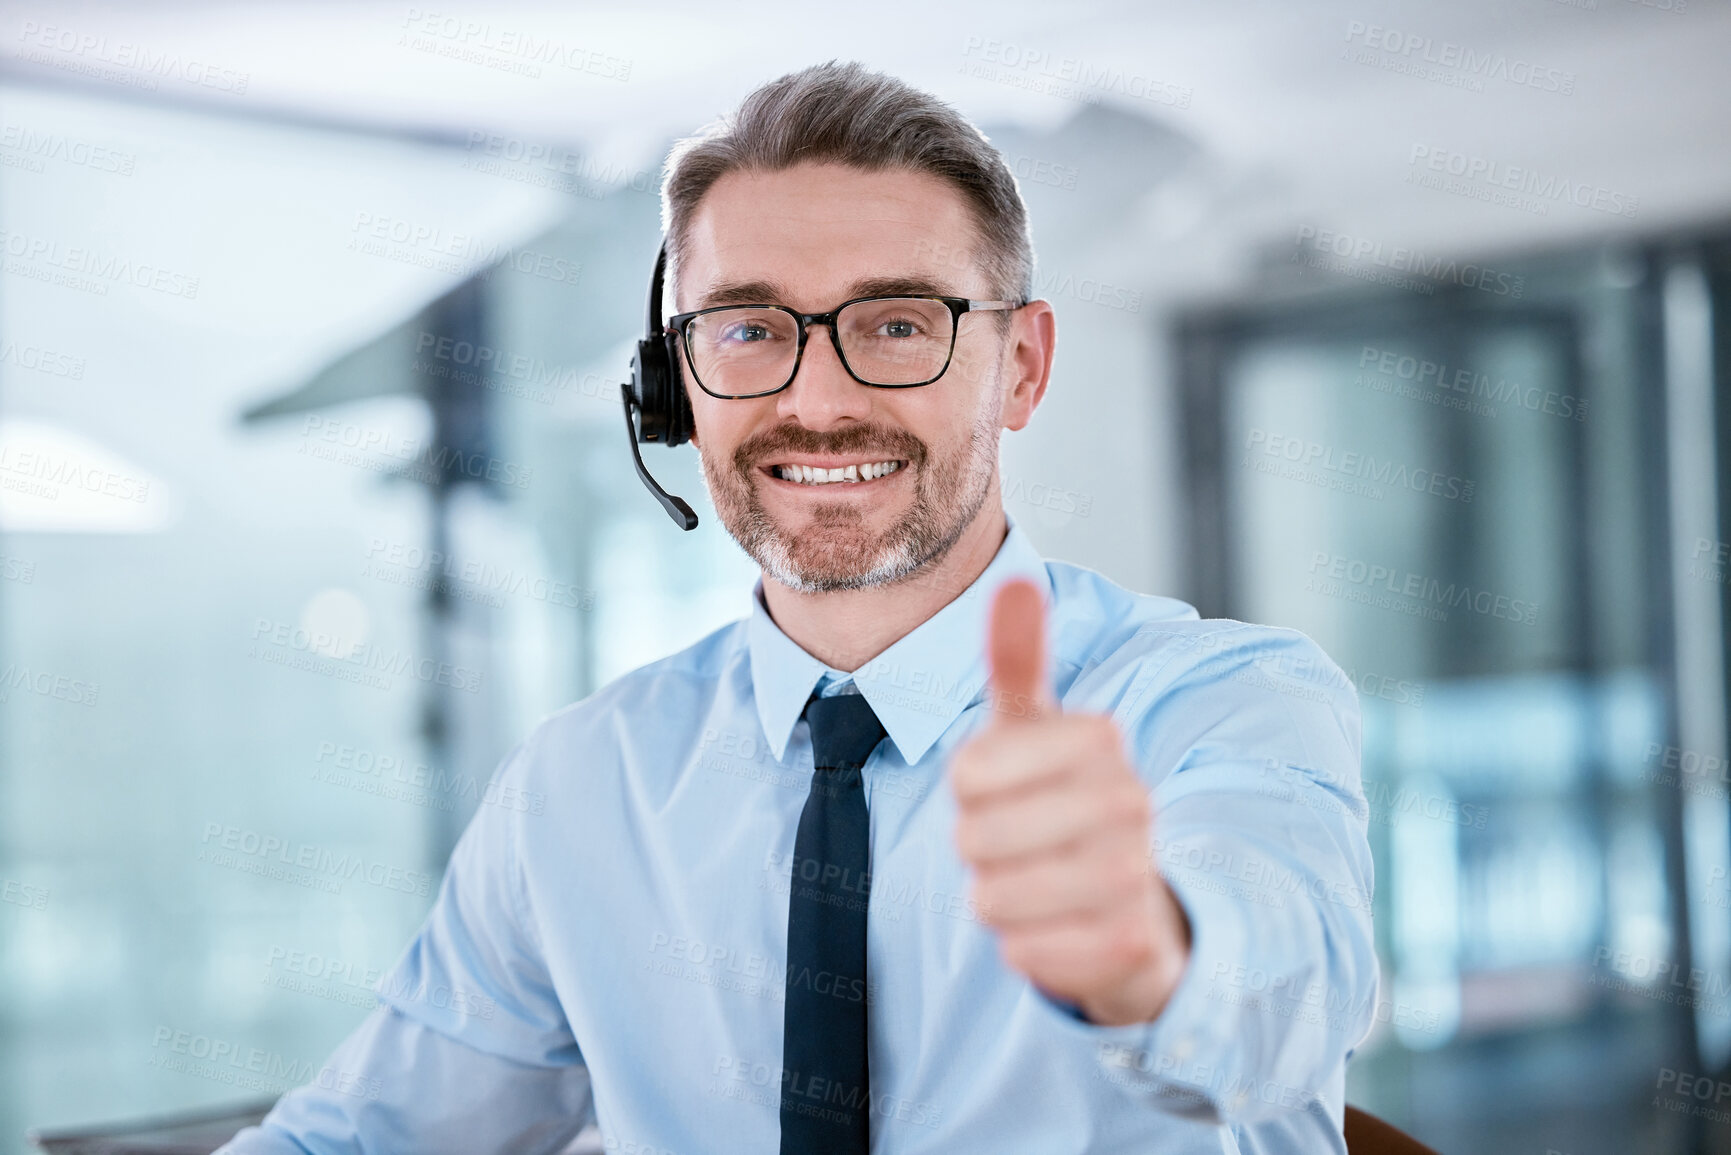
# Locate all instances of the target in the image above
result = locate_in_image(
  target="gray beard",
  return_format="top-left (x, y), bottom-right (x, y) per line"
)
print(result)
top-left (699, 405), bottom-right (1001, 594)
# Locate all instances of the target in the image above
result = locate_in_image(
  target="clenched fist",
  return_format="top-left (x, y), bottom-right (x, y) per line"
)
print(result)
top-left (949, 577), bottom-right (1191, 1026)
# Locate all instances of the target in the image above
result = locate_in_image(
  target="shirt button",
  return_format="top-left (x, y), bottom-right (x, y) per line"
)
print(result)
top-left (1171, 1036), bottom-right (1195, 1061)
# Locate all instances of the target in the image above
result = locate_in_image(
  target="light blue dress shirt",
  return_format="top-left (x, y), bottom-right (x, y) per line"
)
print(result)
top-left (219, 513), bottom-right (1377, 1154)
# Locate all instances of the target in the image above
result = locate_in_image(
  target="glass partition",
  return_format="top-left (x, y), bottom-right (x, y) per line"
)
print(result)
top-left (1180, 249), bottom-right (1685, 1152)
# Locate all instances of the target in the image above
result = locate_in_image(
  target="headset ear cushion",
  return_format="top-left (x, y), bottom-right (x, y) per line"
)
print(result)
top-left (631, 336), bottom-right (668, 444)
top-left (665, 331), bottom-right (694, 447)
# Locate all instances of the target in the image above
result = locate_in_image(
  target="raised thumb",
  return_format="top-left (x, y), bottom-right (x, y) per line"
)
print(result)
top-left (986, 577), bottom-right (1054, 724)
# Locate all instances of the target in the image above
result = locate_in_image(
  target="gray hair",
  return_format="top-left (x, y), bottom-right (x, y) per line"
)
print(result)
top-left (660, 60), bottom-right (1033, 311)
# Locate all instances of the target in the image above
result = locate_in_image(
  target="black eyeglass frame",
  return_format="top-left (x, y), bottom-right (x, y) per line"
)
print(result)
top-left (666, 295), bottom-right (1024, 399)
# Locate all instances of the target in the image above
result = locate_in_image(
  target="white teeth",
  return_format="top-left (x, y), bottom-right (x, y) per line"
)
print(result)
top-left (775, 460), bottom-right (902, 485)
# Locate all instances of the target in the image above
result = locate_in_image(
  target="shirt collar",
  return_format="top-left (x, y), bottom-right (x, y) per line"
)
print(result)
top-left (747, 511), bottom-right (1052, 766)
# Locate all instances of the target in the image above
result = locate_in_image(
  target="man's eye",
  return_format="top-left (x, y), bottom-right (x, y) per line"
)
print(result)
top-left (722, 323), bottom-right (771, 343)
top-left (879, 319), bottom-right (920, 338)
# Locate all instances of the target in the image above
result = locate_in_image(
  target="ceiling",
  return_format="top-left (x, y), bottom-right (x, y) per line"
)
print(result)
top-left (2, 0), bottom-right (1727, 304)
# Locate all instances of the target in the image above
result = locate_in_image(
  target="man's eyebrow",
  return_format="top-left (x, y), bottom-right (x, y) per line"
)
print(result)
top-left (844, 275), bottom-right (955, 300)
top-left (696, 279), bottom-right (790, 309)
top-left (693, 274), bottom-right (961, 311)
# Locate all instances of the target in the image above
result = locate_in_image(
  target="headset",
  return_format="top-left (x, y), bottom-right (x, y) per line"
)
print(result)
top-left (621, 239), bottom-right (700, 530)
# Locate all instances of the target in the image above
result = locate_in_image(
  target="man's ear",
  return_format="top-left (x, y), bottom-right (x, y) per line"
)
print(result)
top-left (1002, 300), bottom-right (1056, 433)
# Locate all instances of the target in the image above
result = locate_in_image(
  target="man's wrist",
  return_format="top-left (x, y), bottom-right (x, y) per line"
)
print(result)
top-left (1075, 948), bottom-right (1189, 1025)
top-left (1075, 879), bottom-right (1193, 1026)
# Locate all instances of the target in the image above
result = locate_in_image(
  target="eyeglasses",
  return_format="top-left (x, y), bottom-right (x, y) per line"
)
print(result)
top-left (667, 295), bottom-right (1023, 400)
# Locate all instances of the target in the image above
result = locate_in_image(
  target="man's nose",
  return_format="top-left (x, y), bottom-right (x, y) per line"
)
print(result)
top-left (775, 324), bottom-right (875, 430)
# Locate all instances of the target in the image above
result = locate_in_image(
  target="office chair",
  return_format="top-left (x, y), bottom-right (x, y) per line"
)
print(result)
top-left (1345, 1105), bottom-right (1440, 1154)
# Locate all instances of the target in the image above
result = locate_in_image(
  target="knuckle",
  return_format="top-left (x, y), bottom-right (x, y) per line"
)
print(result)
top-left (1108, 916), bottom-right (1153, 967)
top-left (954, 818), bottom-right (982, 861)
top-left (971, 872), bottom-right (1000, 910)
top-left (1099, 783), bottom-right (1146, 826)
top-left (1087, 715), bottom-right (1122, 754)
top-left (1110, 854), bottom-right (1147, 897)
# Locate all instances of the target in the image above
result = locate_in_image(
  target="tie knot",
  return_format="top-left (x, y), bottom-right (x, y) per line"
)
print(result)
top-left (803, 692), bottom-right (886, 774)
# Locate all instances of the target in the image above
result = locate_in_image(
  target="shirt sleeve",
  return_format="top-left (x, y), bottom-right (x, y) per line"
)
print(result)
top-left (1028, 623), bottom-right (1379, 1129)
top-left (215, 735), bottom-right (595, 1154)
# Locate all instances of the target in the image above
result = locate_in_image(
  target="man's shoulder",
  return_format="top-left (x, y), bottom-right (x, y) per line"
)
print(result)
top-left (1043, 556), bottom-right (1199, 650)
top-left (1042, 558), bottom-right (1353, 708)
top-left (518, 613), bottom-right (751, 754)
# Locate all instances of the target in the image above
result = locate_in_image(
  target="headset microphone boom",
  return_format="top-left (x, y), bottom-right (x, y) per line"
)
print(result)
top-left (621, 238), bottom-right (699, 530)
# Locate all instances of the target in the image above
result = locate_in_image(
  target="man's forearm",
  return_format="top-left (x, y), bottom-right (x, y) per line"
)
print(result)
top-left (215, 1003), bottom-right (595, 1155)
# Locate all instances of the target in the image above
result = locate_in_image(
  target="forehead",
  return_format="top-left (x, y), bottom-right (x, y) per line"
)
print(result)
top-left (677, 162), bottom-right (989, 310)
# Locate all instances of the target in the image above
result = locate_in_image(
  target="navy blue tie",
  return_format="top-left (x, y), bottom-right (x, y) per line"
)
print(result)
top-left (779, 690), bottom-right (884, 1155)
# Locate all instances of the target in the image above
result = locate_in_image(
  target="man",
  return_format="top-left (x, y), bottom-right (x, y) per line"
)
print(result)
top-left (221, 60), bottom-right (1376, 1154)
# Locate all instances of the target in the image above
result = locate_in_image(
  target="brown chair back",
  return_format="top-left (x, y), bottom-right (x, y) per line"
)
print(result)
top-left (1344, 1105), bottom-right (1440, 1155)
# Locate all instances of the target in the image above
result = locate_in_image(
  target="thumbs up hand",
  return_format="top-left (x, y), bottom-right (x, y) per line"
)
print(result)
top-left (949, 577), bottom-right (1191, 1026)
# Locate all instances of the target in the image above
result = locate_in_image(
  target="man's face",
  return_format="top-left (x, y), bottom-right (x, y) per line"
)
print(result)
top-left (676, 162), bottom-right (1020, 593)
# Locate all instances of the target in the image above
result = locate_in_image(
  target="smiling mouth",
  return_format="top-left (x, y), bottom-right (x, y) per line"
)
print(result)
top-left (767, 460), bottom-right (907, 486)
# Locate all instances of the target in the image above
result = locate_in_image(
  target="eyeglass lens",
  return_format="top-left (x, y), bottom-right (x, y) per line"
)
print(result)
top-left (684, 298), bottom-right (954, 394)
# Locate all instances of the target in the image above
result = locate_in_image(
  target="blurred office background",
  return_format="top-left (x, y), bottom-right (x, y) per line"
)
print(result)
top-left (1, 1), bottom-right (1729, 1152)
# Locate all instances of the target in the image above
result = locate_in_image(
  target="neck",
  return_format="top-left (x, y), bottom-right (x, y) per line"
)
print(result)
top-left (760, 503), bottom-right (1009, 672)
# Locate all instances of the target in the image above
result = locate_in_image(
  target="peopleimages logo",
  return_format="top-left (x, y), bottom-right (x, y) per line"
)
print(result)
top-left (0, 338), bottom-right (85, 379)
top-left (1643, 741), bottom-right (1729, 784)
top-left (310, 740), bottom-right (547, 816)
top-left (412, 331), bottom-right (609, 406)
top-left (398, 9), bottom-right (632, 81)
top-left (347, 212), bottom-right (580, 288)
top-left (0, 227), bottom-right (200, 299)
top-left (299, 414), bottom-right (533, 490)
top-left (0, 122), bottom-right (136, 175)
top-left (1656, 1067), bottom-right (1731, 1125)
top-left (460, 131), bottom-right (654, 194)
top-left (263, 944), bottom-right (498, 1019)
top-left (198, 822), bottom-right (433, 897)
top-left (15, 21), bottom-right (252, 94)
top-left (1292, 226), bottom-right (1524, 298)
top-left (711, 1056), bottom-right (944, 1130)
top-left (1, 877), bottom-right (48, 910)
top-left (0, 438), bottom-right (151, 503)
top-left (1357, 345), bottom-right (1587, 421)
top-left (1408, 145), bottom-right (1639, 219)
top-left (1243, 427), bottom-right (1475, 503)
top-left (1307, 551), bottom-right (1540, 626)
top-left (248, 617), bottom-right (483, 694)
top-left (1342, 21), bottom-right (1576, 94)
top-left (958, 36), bottom-right (1193, 110)
top-left (0, 662), bottom-right (99, 707)
top-left (363, 534), bottom-right (595, 612)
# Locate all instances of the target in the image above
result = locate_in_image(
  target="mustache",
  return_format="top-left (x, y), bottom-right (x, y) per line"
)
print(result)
top-left (733, 423), bottom-right (927, 472)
